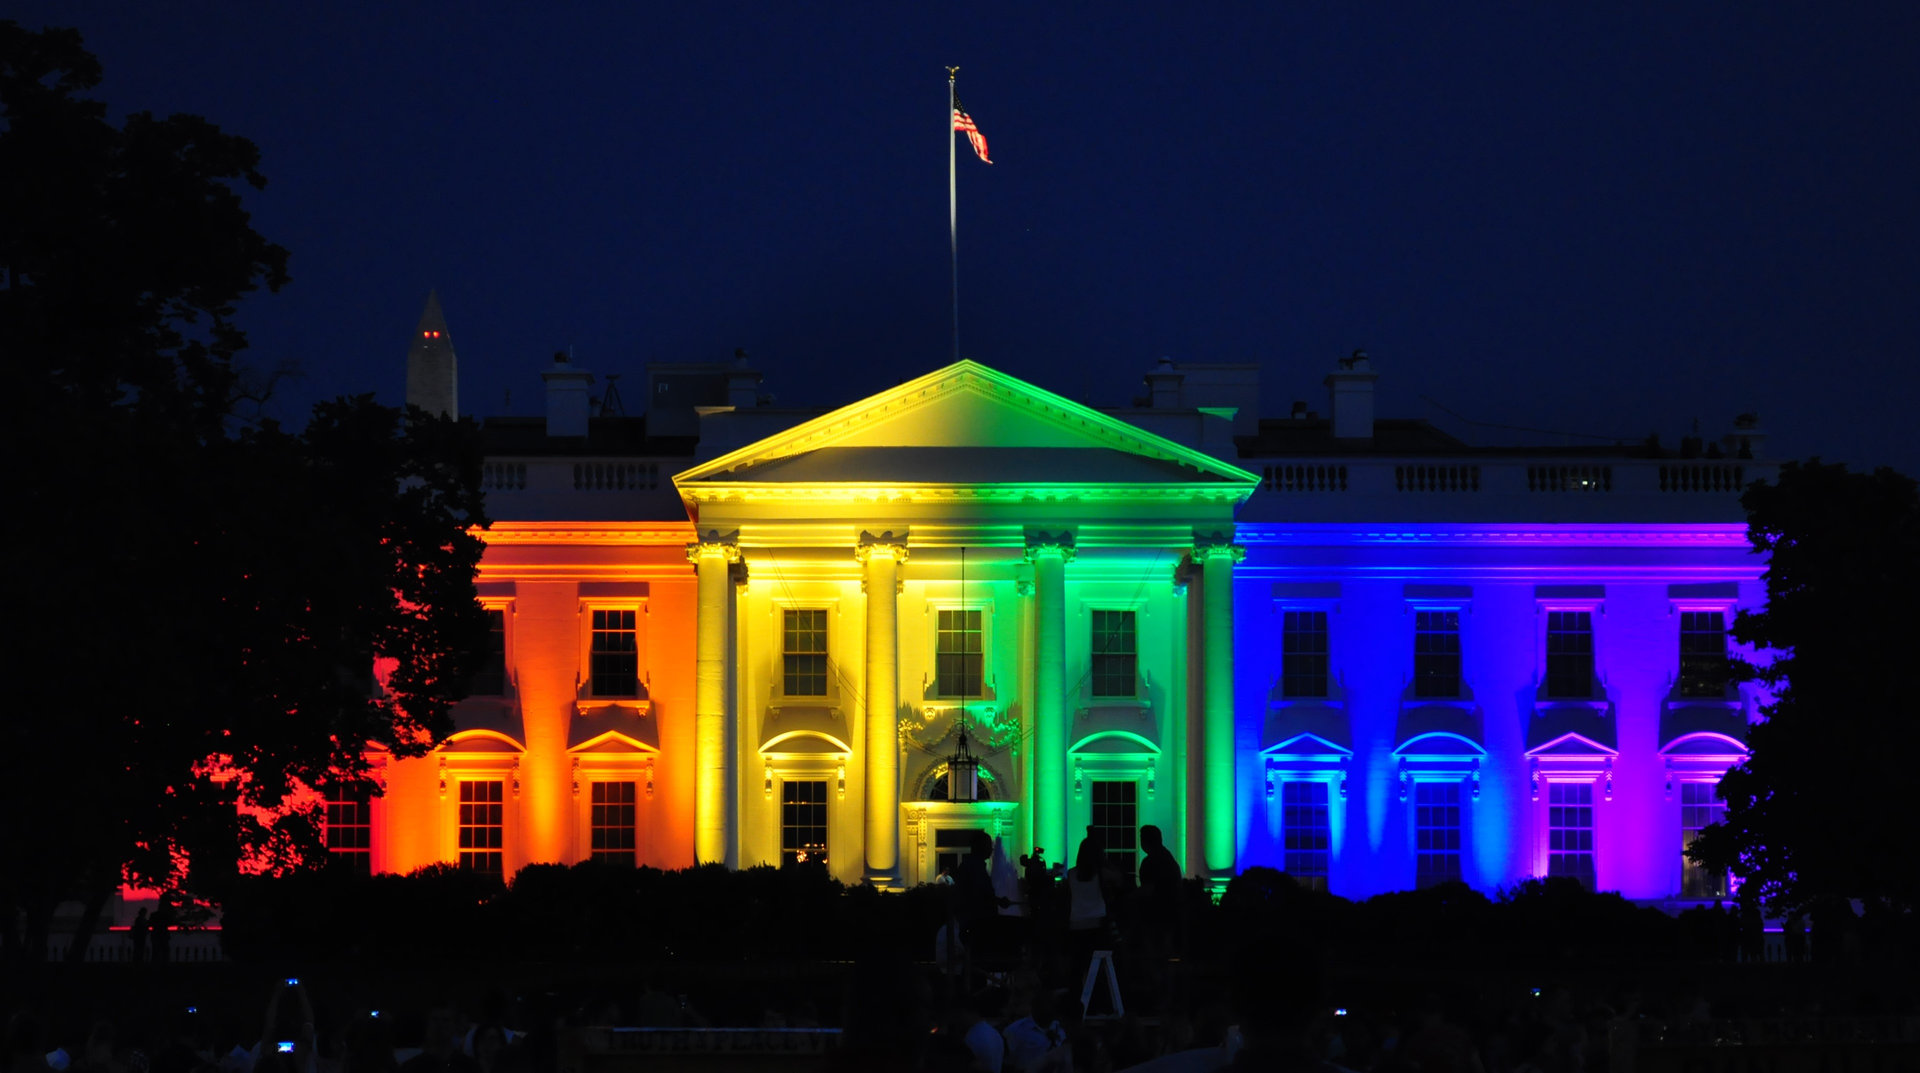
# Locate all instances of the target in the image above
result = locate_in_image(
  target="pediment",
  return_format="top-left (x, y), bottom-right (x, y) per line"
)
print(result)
top-left (675, 361), bottom-right (1258, 494)
top-left (1262, 732), bottom-right (1354, 760)
top-left (568, 705), bottom-right (659, 754)
top-left (1525, 732), bottom-right (1619, 759)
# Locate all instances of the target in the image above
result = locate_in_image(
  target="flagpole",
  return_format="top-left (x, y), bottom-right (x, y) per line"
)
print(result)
top-left (947, 66), bottom-right (960, 364)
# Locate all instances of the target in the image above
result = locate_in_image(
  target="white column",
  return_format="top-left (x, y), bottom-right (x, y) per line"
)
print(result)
top-left (856, 531), bottom-right (908, 885)
top-left (689, 535), bottom-right (741, 865)
top-left (1027, 533), bottom-right (1074, 864)
top-left (1195, 536), bottom-right (1244, 881)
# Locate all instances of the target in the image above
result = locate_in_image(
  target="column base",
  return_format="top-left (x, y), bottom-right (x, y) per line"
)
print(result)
top-left (863, 869), bottom-right (904, 892)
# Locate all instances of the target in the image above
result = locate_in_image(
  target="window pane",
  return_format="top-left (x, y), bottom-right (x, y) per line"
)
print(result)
top-left (1091, 610), bottom-right (1137, 698)
top-left (1414, 781), bottom-right (1462, 888)
top-left (1282, 611), bottom-right (1330, 699)
top-left (1090, 781), bottom-right (1139, 883)
top-left (590, 781), bottom-right (637, 864)
top-left (1281, 780), bottom-right (1330, 889)
top-left (590, 609), bottom-right (638, 697)
top-left (1413, 610), bottom-right (1461, 699)
top-left (781, 780), bottom-right (828, 867)
top-left (1680, 781), bottom-right (1729, 898)
top-left (470, 609), bottom-right (507, 696)
top-left (458, 780), bottom-right (504, 873)
top-left (1678, 611), bottom-right (1729, 699)
top-left (1545, 611), bottom-right (1594, 699)
top-left (936, 609), bottom-right (983, 697)
top-left (782, 609), bottom-right (829, 696)
top-left (323, 785), bottom-right (373, 875)
top-left (1546, 782), bottom-right (1594, 888)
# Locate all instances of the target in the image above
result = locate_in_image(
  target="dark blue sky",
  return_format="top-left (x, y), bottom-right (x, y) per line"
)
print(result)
top-left (22, 3), bottom-right (1920, 471)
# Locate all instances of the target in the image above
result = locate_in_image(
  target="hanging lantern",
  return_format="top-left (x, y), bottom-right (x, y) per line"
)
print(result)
top-left (946, 719), bottom-right (980, 803)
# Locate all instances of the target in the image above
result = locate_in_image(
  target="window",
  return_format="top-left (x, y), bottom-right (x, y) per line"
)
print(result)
top-left (1545, 611), bottom-right (1594, 698)
top-left (1281, 781), bottom-right (1330, 890)
top-left (470, 609), bottom-right (507, 695)
top-left (1090, 781), bottom-right (1139, 882)
top-left (590, 609), bottom-right (638, 697)
top-left (1678, 611), bottom-right (1729, 699)
top-left (458, 780), bottom-right (504, 873)
top-left (1091, 610), bottom-right (1137, 698)
top-left (1681, 782), bottom-right (1728, 899)
top-left (323, 786), bottom-right (372, 875)
top-left (1547, 782), bottom-right (1594, 887)
top-left (1413, 610), bottom-right (1462, 699)
top-left (1414, 781), bottom-right (1462, 888)
top-left (781, 780), bottom-right (828, 866)
top-left (936, 609), bottom-right (983, 697)
top-left (782, 609), bottom-right (829, 697)
top-left (590, 781), bottom-right (637, 865)
top-left (1281, 611), bottom-right (1330, 699)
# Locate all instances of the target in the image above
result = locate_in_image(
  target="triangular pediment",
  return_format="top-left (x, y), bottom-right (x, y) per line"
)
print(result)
top-left (1525, 732), bottom-right (1619, 759)
top-left (674, 361), bottom-right (1259, 493)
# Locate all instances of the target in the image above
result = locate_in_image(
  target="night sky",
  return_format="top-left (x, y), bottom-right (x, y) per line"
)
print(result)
top-left (21, 4), bottom-right (1920, 472)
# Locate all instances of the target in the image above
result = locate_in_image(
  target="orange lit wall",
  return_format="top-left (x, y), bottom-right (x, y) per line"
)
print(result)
top-left (375, 523), bottom-right (699, 877)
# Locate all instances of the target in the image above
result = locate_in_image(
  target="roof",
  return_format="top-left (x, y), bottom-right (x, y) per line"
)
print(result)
top-left (479, 415), bottom-right (698, 458)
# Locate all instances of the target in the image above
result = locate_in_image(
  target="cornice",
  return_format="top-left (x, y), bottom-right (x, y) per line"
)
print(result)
top-left (682, 483), bottom-right (1252, 503)
top-left (478, 522), bottom-right (697, 546)
top-left (1238, 524), bottom-right (1751, 547)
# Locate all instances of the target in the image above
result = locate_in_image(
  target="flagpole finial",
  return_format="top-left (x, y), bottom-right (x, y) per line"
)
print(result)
top-left (947, 66), bottom-right (959, 81)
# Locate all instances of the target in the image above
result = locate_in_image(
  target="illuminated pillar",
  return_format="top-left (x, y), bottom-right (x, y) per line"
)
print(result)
top-left (1195, 536), bottom-right (1245, 880)
top-left (1028, 533), bottom-right (1074, 863)
top-left (689, 535), bottom-right (741, 864)
top-left (857, 532), bottom-right (908, 885)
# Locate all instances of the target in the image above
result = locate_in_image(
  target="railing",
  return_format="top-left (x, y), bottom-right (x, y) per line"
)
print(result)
top-left (1660, 462), bottom-right (1746, 493)
top-left (572, 462), bottom-right (661, 491)
top-left (481, 461), bottom-right (526, 491)
top-left (47, 930), bottom-right (225, 963)
top-left (1262, 464), bottom-right (1347, 492)
top-left (1528, 464), bottom-right (1612, 492)
top-left (1396, 464), bottom-right (1480, 492)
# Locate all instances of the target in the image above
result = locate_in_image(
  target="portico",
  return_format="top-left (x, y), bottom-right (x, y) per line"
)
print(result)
top-left (672, 361), bottom-right (1257, 886)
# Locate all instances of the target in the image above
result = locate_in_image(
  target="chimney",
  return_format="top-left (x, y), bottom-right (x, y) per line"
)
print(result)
top-left (542, 350), bottom-right (595, 438)
top-left (1721, 413), bottom-right (1766, 460)
top-left (727, 348), bottom-right (763, 408)
top-left (1144, 357), bottom-right (1183, 408)
top-left (1324, 349), bottom-right (1378, 441)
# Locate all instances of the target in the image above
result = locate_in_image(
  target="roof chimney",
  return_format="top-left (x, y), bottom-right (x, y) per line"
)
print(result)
top-left (727, 348), bottom-right (763, 408)
top-left (1324, 349), bottom-right (1378, 441)
top-left (1722, 413), bottom-right (1766, 460)
top-left (1144, 357), bottom-right (1183, 408)
top-left (542, 350), bottom-right (595, 438)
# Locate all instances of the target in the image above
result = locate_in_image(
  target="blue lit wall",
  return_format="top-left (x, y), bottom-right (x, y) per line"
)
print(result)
top-left (1232, 524), bottom-right (1768, 900)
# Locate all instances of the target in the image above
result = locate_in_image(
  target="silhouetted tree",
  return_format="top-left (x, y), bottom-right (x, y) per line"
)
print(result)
top-left (1690, 460), bottom-right (1920, 915)
top-left (0, 22), bottom-right (488, 960)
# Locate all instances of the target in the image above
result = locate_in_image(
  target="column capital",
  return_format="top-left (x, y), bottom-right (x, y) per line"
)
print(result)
top-left (686, 528), bottom-right (742, 564)
top-left (854, 529), bottom-right (910, 564)
top-left (1024, 528), bottom-right (1077, 564)
top-left (1191, 529), bottom-right (1245, 565)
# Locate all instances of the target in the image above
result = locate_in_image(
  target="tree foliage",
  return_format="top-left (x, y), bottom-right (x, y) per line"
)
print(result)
top-left (1692, 460), bottom-right (1920, 914)
top-left (0, 22), bottom-right (488, 957)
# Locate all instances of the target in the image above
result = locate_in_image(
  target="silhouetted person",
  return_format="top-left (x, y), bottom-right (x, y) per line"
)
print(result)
top-left (1783, 912), bottom-right (1807, 963)
top-left (150, 901), bottom-right (176, 964)
top-left (129, 909), bottom-right (150, 964)
top-left (1738, 902), bottom-right (1764, 963)
top-left (400, 1008), bottom-right (478, 1073)
top-left (1136, 824), bottom-right (1182, 951)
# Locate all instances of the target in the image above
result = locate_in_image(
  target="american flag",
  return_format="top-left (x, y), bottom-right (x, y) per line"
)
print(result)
top-left (953, 98), bottom-right (991, 164)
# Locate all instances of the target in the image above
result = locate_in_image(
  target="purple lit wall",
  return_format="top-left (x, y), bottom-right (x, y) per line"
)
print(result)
top-left (1232, 524), bottom-right (1769, 901)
